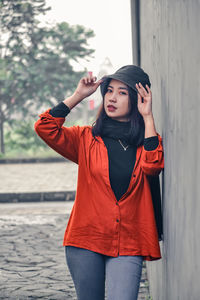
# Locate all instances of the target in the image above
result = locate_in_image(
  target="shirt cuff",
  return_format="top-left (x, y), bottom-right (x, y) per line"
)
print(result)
top-left (144, 136), bottom-right (159, 151)
top-left (49, 102), bottom-right (70, 117)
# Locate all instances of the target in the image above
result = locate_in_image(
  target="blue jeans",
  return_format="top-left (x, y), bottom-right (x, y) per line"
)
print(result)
top-left (65, 246), bottom-right (143, 300)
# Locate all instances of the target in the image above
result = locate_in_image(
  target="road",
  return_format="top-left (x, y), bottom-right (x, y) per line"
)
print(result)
top-left (0, 201), bottom-right (76, 300)
top-left (0, 201), bottom-right (150, 299)
top-left (0, 161), bottom-right (150, 299)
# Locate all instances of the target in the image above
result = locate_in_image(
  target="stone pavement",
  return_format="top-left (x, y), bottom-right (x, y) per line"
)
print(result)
top-left (0, 162), bottom-right (78, 203)
top-left (0, 162), bottom-right (78, 193)
top-left (0, 162), bottom-right (151, 299)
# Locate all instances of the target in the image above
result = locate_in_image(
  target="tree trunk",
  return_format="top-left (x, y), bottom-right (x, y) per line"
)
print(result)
top-left (0, 105), bottom-right (5, 154)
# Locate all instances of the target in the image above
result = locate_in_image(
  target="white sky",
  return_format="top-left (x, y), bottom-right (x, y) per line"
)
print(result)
top-left (43, 0), bottom-right (133, 75)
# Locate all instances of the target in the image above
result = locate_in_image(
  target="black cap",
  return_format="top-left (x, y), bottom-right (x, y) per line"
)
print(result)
top-left (100, 65), bottom-right (151, 96)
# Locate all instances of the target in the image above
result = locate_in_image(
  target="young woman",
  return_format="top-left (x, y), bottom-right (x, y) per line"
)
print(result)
top-left (35, 65), bottom-right (164, 300)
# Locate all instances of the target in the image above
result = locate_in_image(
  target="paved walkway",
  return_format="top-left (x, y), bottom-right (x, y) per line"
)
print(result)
top-left (0, 162), bottom-right (151, 299)
top-left (0, 162), bottom-right (78, 193)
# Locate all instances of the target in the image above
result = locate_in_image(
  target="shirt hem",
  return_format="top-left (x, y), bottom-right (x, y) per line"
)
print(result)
top-left (63, 241), bottom-right (161, 261)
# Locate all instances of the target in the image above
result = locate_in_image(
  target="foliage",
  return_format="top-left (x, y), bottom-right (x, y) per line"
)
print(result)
top-left (1, 115), bottom-right (85, 158)
top-left (0, 0), bottom-right (50, 119)
top-left (4, 120), bottom-right (46, 152)
top-left (0, 0), bottom-right (95, 153)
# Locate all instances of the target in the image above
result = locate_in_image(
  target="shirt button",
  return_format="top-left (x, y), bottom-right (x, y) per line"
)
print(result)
top-left (116, 202), bottom-right (119, 205)
top-left (133, 174), bottom-right (136, 177)
top-left (116, 219), bottom-right (119, 222)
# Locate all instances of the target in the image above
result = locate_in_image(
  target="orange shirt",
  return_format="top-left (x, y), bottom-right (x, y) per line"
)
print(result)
top-left (35, 109), bottom-right (164, 261)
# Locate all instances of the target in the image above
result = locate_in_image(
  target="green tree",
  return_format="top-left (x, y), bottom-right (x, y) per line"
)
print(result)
top-left (0, 0), bottom-right (50, 153)
top-left (0, 0), bottom-right (94, 154)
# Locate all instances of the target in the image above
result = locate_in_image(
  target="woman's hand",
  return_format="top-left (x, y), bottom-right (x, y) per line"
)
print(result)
top-left (136, 82), bottom-right (157, 137)
top-left (63, 72), bottom-right (102, 110)
top-left (74, 72), bottom-right (103, 100)
top-left (135, 82), bottom-right (153, 119)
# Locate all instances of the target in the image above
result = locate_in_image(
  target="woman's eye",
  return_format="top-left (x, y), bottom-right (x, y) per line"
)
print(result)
top-left (106, 89), bottom-right (127, 95)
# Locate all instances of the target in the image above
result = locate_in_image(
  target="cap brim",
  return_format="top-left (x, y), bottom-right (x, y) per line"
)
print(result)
top-left (100, 74), bottom-right (138, 96)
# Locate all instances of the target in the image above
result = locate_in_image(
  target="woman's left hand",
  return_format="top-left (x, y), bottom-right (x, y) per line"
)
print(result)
top-left (135, 82), bottom-right (153, 118)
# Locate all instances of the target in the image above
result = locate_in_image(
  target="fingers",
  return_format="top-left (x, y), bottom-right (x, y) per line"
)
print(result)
top-left (82, 71), bottom-right (97, 85)
top-left (135, 82), bottom-right (151, 97)
top-left (145, 84), bottom-right (151, 93)
top-left (94, 79), bottom-right (103, 88)
top-left (136, 82), bottom-right (146, 95)
top-left (137, 90), bottom-right (143, 105)
top-left (87, 71), bottom-right (95, 83)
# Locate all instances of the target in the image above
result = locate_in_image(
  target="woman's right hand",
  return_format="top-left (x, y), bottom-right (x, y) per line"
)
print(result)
top-left (74, 72), bottom-right (103, 100)
top-left (63, 72), bottom-right (103, 110)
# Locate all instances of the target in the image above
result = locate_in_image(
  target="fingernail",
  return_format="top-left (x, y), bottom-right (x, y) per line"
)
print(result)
top-left (88, 71), bottom-right (93, 76)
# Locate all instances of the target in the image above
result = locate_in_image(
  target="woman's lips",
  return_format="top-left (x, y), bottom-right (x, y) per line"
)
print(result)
top-left (107, 105), bottom-right (117, 112)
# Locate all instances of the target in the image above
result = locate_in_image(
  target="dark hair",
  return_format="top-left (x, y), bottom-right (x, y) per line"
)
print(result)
top-left (92, 79), bottom-right (145, 146)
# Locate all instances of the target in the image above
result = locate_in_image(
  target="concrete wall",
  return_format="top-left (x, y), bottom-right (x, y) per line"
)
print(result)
top-left (136, 1), bottom-right (200, 299)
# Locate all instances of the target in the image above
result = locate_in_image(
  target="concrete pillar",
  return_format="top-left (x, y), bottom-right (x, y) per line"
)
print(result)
top-left (137, 0), bottom-right (200, 299)
top-left (130, 0), bottom-right (140, 66)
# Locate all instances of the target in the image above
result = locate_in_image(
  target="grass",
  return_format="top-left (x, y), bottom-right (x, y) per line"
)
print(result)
top-left (0, 147), bottom-right (61, 160)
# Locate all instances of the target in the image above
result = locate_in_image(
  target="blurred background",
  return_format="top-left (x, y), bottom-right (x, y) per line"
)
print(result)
top-left (0, 0), bottom-right (132, 159)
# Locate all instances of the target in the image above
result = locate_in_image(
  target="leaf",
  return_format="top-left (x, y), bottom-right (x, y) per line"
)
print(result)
top-left (0, 0), bottom-right (95, 154)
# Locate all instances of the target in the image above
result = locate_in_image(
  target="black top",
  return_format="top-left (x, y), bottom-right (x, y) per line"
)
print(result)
top-left (49, 102), bottom-right (159, 201)
top-left (103, 137), bottom-right (137, 200)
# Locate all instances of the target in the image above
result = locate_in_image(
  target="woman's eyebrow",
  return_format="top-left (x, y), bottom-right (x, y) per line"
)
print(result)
top-left (108, 85), bottom-right (128, 90)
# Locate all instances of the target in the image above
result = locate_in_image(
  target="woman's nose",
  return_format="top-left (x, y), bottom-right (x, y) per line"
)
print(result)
top-left (109, 92), bottom-right (117, 102)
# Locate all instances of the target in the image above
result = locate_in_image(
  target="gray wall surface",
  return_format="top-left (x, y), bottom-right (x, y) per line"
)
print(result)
top-left (134, 1), bottom-right (200, 299)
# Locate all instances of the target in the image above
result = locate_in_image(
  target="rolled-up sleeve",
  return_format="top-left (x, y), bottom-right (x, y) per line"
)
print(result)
top-left (140, 134), bottom-right (164, 176)
top-left (34, 108), bottom-right (82, 164)
top-left (143, 136), bottom-right (159, 151)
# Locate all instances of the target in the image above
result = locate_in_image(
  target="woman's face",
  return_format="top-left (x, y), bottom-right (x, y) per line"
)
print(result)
top-left (104, 79), bottom-right (131, 122)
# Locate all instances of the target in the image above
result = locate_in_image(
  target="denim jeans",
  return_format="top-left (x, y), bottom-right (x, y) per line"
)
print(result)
top-left (65, 246), bottom-right (143, 300)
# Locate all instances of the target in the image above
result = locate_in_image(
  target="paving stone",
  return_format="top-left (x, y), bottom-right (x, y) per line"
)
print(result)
top-left (0, 187), bottom-right (152, 299)
top-left (0, 162), bottom-right (78, 194)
